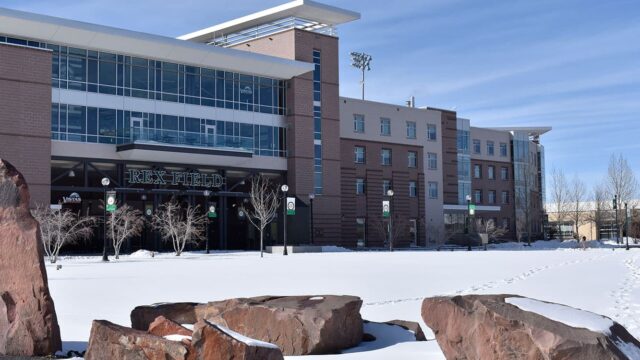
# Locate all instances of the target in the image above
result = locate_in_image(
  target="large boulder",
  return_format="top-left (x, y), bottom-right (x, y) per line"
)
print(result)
top-left (190, 320), bottom-right (283, 360)
top-left (196, 295), bottom-right (363, 355)
top-left (131, 302), bottom-right (199, 331)
top-left (148, 316), bottom-right (193, 338)
top-left (384, 320), bottom-right (427, 341)
top-left (422, 294), bottom-right (640, 360)
top-left (0, 159), bottom-right (61, 356)
top-left (84, 320), bottom-right (190, 360)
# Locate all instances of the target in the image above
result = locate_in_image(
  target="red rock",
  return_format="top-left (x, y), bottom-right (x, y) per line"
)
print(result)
top-left (148, 316), bottom-right (193, 338)
top-left (0, 159), bottom-right (61, 356)
top-left (131, 302), bottom-right (198, 331)
top-left (84, 320), bottom-right (190, 360)
top-left (196, 295), bottom-right (363, 355)
top-left (422, 294), bottom-right (640, 360)
top-left (190, 320), bottom-right (283, 360)
top-left (385, 320), bottom-right (427, 341)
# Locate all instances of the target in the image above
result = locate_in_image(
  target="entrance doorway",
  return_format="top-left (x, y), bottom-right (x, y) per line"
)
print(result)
top-left (409, 219), bottom-right (418, 246)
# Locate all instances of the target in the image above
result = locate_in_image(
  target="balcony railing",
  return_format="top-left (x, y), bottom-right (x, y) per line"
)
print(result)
top-left (130, 127), bottom-right (253, 153)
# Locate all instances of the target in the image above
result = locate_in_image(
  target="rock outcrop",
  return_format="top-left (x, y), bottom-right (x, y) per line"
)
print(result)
top-left (84, 320), bottom-right (190, 360)
top-left (130, 295), bottom-right (364, 356)
top-left (190, 320), bottom-right (283, 360)
top-left (385, 320), bottom-right (427, 341)
top-left (422, 294), bottom-right (640, 360)
top-left (148, 316), bottom-right (193, 339)
top-left (0, 159), bottom-right (61, 356)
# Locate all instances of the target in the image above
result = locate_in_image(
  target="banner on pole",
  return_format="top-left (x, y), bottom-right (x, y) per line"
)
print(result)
top-left (382, 200), bottom-right (390, 218)
top-left (208, 203), bottom-right (217, 218)
top-left (286, 197), bottom-right (296, 215)
top-left (106, 191), bottom-right (117, 212)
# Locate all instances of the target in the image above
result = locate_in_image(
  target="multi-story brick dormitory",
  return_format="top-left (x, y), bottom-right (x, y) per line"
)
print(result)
top-left (0, 0), bottom-right (550, 252)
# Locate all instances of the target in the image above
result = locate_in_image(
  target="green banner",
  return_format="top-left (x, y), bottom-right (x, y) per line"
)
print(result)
top-left (286, 197), bottom-right (296, 215)
top-left (382, 200), bottom-right (390, 218)
top-left (208, 204), bottom-right (217, 218)
top-left (106, 191), bottom-right (117, 212)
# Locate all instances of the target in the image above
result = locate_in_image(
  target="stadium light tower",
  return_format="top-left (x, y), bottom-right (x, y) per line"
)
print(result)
top-left (350, 51), bottom-right (372, 100)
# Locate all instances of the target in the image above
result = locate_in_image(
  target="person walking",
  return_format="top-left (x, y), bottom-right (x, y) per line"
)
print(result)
top-left (580, 236), bottom-right (587, 250)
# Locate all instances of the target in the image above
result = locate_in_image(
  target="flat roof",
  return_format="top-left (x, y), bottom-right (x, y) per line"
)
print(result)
top-left (487, 126), bottom-right (552, 136)
top-left (179, 0), bottom-right (360, 43)
top-left (0, 7), bottom-right (314, 79)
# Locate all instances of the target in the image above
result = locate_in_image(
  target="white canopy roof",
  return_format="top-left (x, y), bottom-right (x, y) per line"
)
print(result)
top-left (0, 7), bottom-right (314, 79)
top-left (179, 0), bottom-right (360, 43)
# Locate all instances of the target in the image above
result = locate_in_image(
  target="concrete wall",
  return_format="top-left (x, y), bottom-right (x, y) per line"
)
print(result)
top-left (0, 43), bottom-right (51, 206)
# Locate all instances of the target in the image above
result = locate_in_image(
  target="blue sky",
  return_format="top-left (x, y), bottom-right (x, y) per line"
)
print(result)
top-left (4, 0), bottom-right (640, 196)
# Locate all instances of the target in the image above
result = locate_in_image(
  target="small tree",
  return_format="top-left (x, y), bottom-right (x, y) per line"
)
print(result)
top-left (153, 201), bottom-right (206, 256)
top-left (550, 167), bottom-right (570, 234)
top-left (373, 215), bottom-right (408, 251)
top-left (240, 175), bottom-right (280, 258)
top-left (108, 204), bottom-right (144, 259)
top-left (568, 175), bottom-right (587, 239)
top-left (586, 181), bottom-right (610, 240)
top-left (32, 204), bottom-right (96, 263)
top-left (607, 154), bottom-right (639, 242)
top-left (475, 218), bottom-right (508, 242)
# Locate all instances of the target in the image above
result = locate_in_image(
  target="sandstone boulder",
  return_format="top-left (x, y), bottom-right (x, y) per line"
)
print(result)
top-left (0, 159), bottom-right (61, 356)
top-left (385, 320), bottom-right (427, 341)
top-left (422, 294), bottom-right (640, 360)
top-left (190, 320), bottom-right (283, 360)
top-left (131, 302), bottom-right (198, 331)
top-left (84, 320), bottom-right (190, 360)
top-left (196, 295), bottom-right (363, 355)
top-left (148, 316), bottom-right (193, 338)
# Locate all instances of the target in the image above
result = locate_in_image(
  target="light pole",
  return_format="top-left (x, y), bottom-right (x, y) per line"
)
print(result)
top-left (466, 194), bottom-right (472, 251)
top-left (350, 51), bottom-right (372, 100)
top-left (204, 190), bottom-right (211, 254)
top-left (625, 202), bottom-right (630, 250)
top-left (308, 193), bottom-right (315, 245)
top-left (101, 177), bottom-right (110, 262)
top-left (614, 195), bottom-right (619, 244)
top-left (387, 189), bottom-right (394, 251)
top-left (281, 184), bottom-right (289, 256)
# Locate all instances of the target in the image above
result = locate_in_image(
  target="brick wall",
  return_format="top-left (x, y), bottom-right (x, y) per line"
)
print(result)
top-left (0, 43), bottom-right (52, 206)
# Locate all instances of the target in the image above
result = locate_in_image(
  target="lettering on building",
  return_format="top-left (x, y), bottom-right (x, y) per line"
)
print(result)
top-left (127, 169), bottom-right (225, 188)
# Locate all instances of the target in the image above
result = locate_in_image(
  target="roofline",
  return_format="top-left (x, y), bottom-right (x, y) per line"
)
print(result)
top-left (178, 0), bottom-right (360, 43)
top-left (0, 6), bottom-right (314, 79)
top-left (486, 126), bottom-right (552, 136)
top-left (340, 96), bottom-right (443, 113)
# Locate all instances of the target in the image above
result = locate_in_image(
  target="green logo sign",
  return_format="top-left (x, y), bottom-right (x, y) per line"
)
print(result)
top-left (382, 200), bottom-right (390, 218)
top-left (286, 197), bottom-right (296, 215)
top-left (106, 191), bottom-right (117, 212)
top-left (469, 204), bottom-right (476, 216)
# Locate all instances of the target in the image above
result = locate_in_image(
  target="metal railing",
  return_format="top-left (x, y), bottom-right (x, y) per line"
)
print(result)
top-left (130, 127), bottom-right (253, 153)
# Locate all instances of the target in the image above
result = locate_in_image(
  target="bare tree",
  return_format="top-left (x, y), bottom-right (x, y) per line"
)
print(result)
top-left (568, 175), bottom-right (587, 239)
top-left (32, 204), bottom-right (96, 263)
top-left (153, 201), bottom-right (206, 256)
top-left (607, 154), bottom-right (639, 242)
top-left (586, 181), bottom-right (610, 240)
top-left (475, 218), bottom-right (508, 242)
top-left (550, 167), bottom-right (570, 234)
top-left (108, 204), bottom-right (144, 259)
top-left (373, 215), bottom-right (409, 251)
top-left (240, 175), bottom-right (280, 258)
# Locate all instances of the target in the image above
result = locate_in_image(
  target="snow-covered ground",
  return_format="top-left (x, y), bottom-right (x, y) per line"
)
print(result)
top-left (47, 241), bottom-right (640, 359)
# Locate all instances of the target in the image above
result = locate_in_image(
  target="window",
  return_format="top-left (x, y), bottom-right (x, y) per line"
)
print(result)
top-left (406, 121), bottom-right (416, 139)
top-left (409, 181), bottom-right (417, 197)
top-left (428, 153), bottom-right (438, 170)
top-left (501, 167), bottom-right (509, 180)
top-left (380, 117), bottom-right (391, 136)
top-left (383, 180), bottom-right (391, 195)
top-left (488, 190), bottom-right (496, 204)
top-left (500, 142), bottom-right (508, 157)
top-left (354, 146), bottom-right (365, 164)
top-left (381, 149), bottom-right (392, 165)
top-left (487, 141), bottom-right (495, 156)
top-left (473, 164), bottom-right (482, 179)
top-left (408, 151), bottom-right (417, 168)
top-left (473, 139), bottom-right (481, 154)
top-left (474, 189), bottom-right (483, 204)
top-left (356, 218), bottom-right (366, 247)
top-left (488, 165), bottom-right (495, 180)
top-left (354, 114), bottom-right (365, 133)
top-left (502, 218), bottom-right (510, 229)
top-left (502, 191), bottom-right (510, 204)
top-left (428, 182), bottom-right (438, 199)
top-left (427, 124), bottom-right (437, 141)
top-left (356, 179), bottom-right (366, 194)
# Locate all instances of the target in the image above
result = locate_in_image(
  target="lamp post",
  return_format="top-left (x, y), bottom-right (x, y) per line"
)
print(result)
top-left (466, 194), bottom-right (472, 251)
top-left (387, 189), bottom-right (394, 252)
top-left (281, 184), bottom-right (289, 256)
top-left (350, 52), bottom-right (373, 100)
top-left (204, 190), bottom-right (211, 254)
top-left (101, 177), bottom-right (110, 262)
top-left (614, 195), bottom-right (619, 244)
top-left (308, 193), bottom-right (315, 245)
top-left (625, 202), bottom-right (630, 250)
